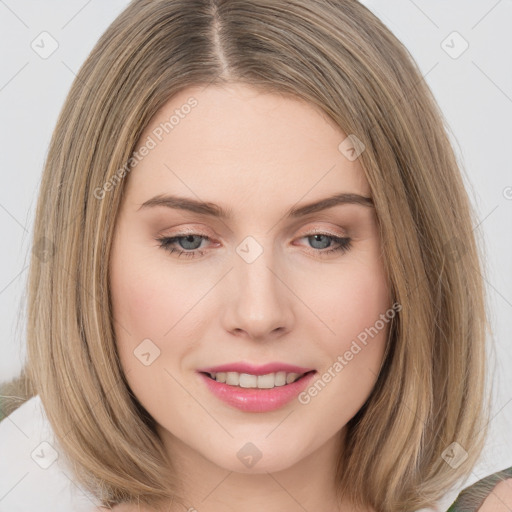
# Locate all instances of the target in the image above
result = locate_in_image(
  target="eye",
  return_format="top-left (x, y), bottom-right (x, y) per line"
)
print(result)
top-left (298, 233), bottom-right (352, 256)
top-left (155, 232), bottom-right (352, 259)
top-left (156, 234), bottom-right (211, 259)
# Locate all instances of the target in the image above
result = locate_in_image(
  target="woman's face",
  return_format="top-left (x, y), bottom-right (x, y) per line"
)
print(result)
top-left (109, 83), bottom-right (391, 476)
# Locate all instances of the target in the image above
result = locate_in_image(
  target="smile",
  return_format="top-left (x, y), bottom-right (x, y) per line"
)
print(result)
top-left (198, 370), bottom-right (317, 413)
top-left (203, 370), bottom-right (310, 388)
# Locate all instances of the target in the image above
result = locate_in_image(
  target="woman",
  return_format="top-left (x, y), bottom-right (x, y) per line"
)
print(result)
top-left (1, 0), bottom-right (510, 511)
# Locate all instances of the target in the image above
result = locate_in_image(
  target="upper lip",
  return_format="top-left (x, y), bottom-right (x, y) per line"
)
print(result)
top-left (197, 362), bottom-right (315, 376)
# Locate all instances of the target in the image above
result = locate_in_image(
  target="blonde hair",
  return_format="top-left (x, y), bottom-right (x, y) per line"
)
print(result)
top-left (3, 0), bottom-right (491, 510)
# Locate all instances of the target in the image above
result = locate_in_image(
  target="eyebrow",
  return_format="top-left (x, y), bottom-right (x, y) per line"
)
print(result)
top-left (137, 192), bottom-right (374, 219)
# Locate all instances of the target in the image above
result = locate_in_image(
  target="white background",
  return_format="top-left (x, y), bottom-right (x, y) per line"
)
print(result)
top-left (0, 0), bottom-right (511, 495)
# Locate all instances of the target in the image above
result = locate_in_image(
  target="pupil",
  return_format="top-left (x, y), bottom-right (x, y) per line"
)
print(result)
top-left (311, 234), bottom-right (329, 249)
top-left (180, 235), bottom-right (201, 250)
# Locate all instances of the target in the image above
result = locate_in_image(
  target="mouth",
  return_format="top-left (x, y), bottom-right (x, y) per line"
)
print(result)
top-left (197, 369), bottom-right (317, 412)
top-left (200, 370), bottom-right (316, 389)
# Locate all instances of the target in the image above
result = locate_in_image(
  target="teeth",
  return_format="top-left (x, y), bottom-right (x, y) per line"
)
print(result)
top-left (286, 373), bottom-right (298, 384)
top-left (274, 371), bottom-right (286, 386)
top-left (208, 371), bottom-right (305, 389)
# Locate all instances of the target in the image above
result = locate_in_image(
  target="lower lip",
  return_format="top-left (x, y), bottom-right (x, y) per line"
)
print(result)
top-left (198, 371), bottom-right (317, 412)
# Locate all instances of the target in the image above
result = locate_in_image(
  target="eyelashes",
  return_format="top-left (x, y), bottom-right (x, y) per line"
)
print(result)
top-left (155, 232), bottom-right (352, 259)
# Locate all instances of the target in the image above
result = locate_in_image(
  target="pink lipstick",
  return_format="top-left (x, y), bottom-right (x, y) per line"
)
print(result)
top-left (196, 362), bottom-right (316, 413)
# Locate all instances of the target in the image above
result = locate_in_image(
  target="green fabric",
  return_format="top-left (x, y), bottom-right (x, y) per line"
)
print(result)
top-left (446, 466), bottom-right (512, 511)
top-left (0, 395), bottom-right (6, 422)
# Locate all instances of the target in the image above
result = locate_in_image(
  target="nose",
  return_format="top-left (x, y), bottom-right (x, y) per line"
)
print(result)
top-left (221, 243), bottom-right (295, 342)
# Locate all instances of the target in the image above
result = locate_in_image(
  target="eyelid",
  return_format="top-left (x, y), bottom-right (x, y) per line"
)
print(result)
top-left (297, 225), bottom-right (347, 238)
top-left (157, 225), bottom-right (211, 237)
top-left (157, 223), bottom-right (348, 242)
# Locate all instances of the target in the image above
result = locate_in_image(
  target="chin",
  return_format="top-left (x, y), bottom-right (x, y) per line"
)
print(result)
top-left (201, 438), bottom-right (307, 475)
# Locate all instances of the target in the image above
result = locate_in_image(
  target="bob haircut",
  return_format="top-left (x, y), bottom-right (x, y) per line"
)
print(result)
top-left (10, 0), bottom-right (491, 510)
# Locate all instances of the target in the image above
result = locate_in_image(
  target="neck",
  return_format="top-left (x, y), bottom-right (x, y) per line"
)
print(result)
top-left (151, 426), bottom-right (360, 512)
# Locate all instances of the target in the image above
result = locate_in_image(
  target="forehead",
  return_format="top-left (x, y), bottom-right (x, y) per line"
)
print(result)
top-left (123, 83), bottom-right (370, 211)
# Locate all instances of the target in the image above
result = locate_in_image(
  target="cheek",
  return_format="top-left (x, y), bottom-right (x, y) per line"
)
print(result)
top-left (109, 235), bottom-right (210, 381)
top-left (109, 251), bottom-right (185, 404)
top-left (110, 264), bottom-right (166, 336)
top-left (306, 255), bottom-right (391, 370)
top-left (110, 232), bottom-right (189, 339)
top-left (296, 263), bottom-right (391, 423)
top-left (318, 265), bottom-right (389, 336)
top-left (109, 233), bottom-right (178, 380)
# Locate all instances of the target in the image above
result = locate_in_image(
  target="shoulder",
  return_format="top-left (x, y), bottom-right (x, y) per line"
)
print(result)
top-left (447, 466), bottom-right (512, 512)
top-left (478, 478), bottom-right (512, 512)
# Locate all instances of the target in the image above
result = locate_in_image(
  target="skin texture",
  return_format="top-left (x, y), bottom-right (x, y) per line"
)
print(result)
top-left (478, 479), bottom-right (512, 512)
top-left (108, 83), bottom-right (391, 512)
